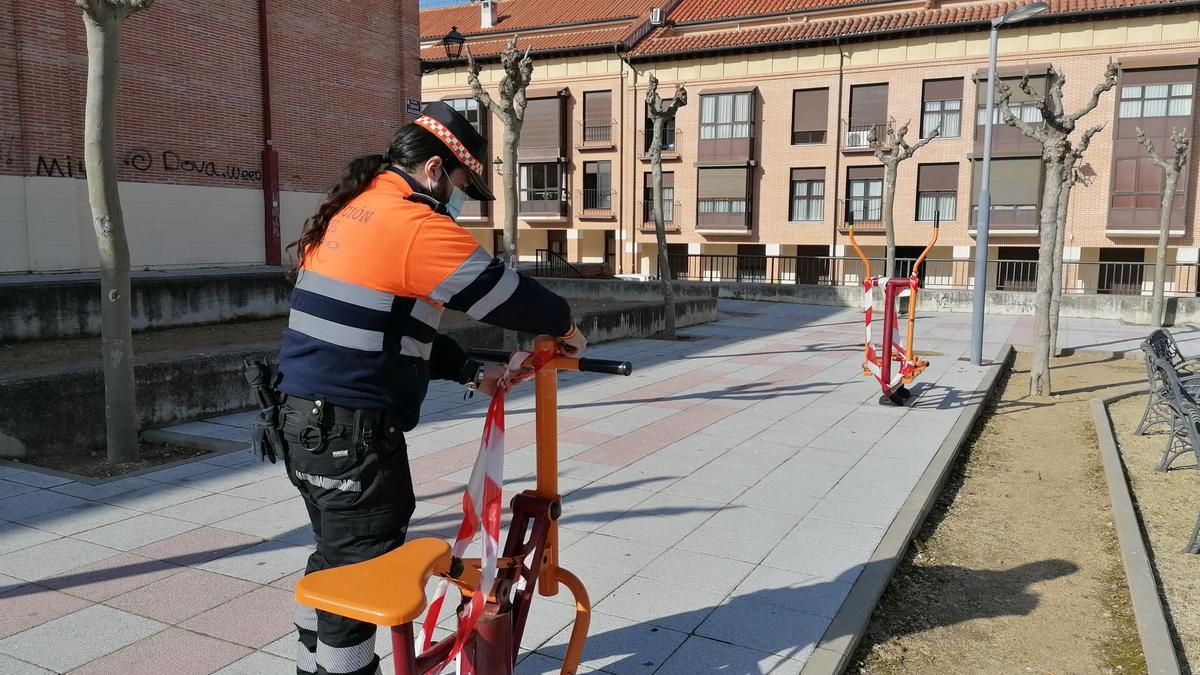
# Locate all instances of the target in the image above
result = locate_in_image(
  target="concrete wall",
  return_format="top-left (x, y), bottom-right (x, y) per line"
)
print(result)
top-left (0, 297), bottom-right (717, 459)
top-left (0, 267), bottom-right (292, 341)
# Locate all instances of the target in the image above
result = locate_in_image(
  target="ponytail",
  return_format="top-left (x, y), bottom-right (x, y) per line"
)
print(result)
top-left (290, 153), bottom-right (387, 269)
top-left (289, 124), bottom-right (467, 270)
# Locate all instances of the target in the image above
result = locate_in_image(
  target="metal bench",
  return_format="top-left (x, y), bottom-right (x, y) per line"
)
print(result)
top-left (1141, 349), bottom-right (1200, 554)
top-left (1137, 330), bottom-right (1200, 435)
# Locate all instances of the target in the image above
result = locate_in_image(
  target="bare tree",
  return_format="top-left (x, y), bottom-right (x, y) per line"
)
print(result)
top-left (1138, 127), bottom-right (1191, 327)
top-left (466, 38), bottom-right (533, 269)
top-left (74, 0), bottom-right (152, 462)
top-left (869, 119), bottom-right (939, 277)
top-left (1049, 127), bottom-right (1102, 354)
top-left (645, 74), bottom-right (687, 338)
top-left (997, 62), bottom-right (1118, 396)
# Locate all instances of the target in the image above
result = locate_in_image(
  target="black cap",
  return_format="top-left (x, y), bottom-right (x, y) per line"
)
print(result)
top-left (414, 101), bottom-right (494, 201)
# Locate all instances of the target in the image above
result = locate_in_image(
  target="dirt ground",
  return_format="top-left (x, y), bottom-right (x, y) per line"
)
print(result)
top-left (0, 300), bottom-right (622, 373)
top-left (13, 441), bottom-right (212, 478)
top-left (851, 352), bottom-right (1147, 675)
top-left (1111, 394), bottom-right (1200, 668)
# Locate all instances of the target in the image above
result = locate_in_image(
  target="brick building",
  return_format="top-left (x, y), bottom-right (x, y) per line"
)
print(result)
top-left (0, 0), bottom-right (421, 274)
top-left (421, 0), bottom-right (1200, 294)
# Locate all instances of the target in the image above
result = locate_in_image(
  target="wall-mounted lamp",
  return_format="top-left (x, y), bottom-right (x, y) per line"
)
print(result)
top-left (493, 156), bottom-right (504, 176)
top-left (442, 27), bottom-right (465, 60)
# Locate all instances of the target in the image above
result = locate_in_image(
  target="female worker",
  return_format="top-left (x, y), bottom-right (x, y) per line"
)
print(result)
top-left (273, 102), bottom-right (586, 675)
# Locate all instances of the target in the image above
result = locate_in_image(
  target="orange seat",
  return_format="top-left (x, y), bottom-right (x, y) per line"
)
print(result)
top-left (295, 538), bottom-right (452, 626)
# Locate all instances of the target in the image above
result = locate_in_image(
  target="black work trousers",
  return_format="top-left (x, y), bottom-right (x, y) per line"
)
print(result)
top-left (280, 402), bottom-right (416, 675)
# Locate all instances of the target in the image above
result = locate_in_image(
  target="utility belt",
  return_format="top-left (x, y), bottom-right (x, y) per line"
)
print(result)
top-left (243, 359), bottom-right (402, 465)
top-left (279, 395), bottom-right (405, 456)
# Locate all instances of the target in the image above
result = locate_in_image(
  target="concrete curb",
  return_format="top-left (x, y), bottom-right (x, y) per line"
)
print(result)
top-left (799, 344), bottom-right (1015, 675)
top-left (1092, 389), bottom-right (1183, 675)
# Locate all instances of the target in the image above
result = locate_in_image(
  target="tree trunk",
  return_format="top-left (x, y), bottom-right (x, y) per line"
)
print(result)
top-left (1049, 173), bottom-right (1072, 354)
top-left (651, 117), bottom-right (676, 337)
top-left (1029, 158), bottom-right (1065, 397)
top-left (501, 121), bottom-right (520, 269)
top-left (82, 10), bottom-right (138, 462)
top-left (883, 161), bottom-right (897, 277)
top-left (1151, 172), bottom-right (1180, 327)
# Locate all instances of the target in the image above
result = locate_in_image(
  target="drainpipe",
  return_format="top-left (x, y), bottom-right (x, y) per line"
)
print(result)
top-left (830, 36), bottom-right (845, 257)
top-left (620, 52), bottom-right (640, 275)
top-left (259, 0), bottom-right (282, 267)
top-left (615, 44), bottom-right (627, 275)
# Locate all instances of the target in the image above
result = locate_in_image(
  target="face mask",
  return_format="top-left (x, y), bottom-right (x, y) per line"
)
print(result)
top-left (439, 167), bottom-right (467, 221)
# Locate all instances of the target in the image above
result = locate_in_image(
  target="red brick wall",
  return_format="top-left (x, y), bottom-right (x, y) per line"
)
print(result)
top-left (0, 0), bottom-right (420, 193)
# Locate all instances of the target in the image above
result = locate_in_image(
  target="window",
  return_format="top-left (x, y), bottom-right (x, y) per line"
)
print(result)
top-left (519, 162), bottom-right (563, 201)
top-left (1098, 248), bottom-right (1146, 295)
top-left (643, 172), bottom-right (675, 223)
top-left (644, 104), bottom-right (677, 152)
top-left (519, 96), bottom-right (565, 160)
top-left (921, 79), bottom-right (963, 138)
top-left (737, 244), bottom-right (767, 282)
top-left (916, 164), bottom-right (959, 222)
top-left (546, 230), bottom-right (567, 256)
top-left (791, 89), bottom-right (829, 144)
top-left (698, 199), bottom-right (747, 213)
top-left (583, 91), bottom-right (613, 144)
top-left (444, 97), bottom-right (483, 133)
top-left (789, 169), bottom-right (824, 222)
top-left (699, 92), bottom-right (752, 140)
top-left (847, 84), bottom-right (888, 146)
top-left (996, 246), bottom-right (1038, 291)
top-left (582, 161), bottom-right (611, 210)
top-left (697, 167), bottom-right (751, 229)
top-left (1118, 83), bottom-right (1194, 118)
top-left (846, 167), bottom-right (883, 222)
top-left (970, 157), bottom-right (1041, 230)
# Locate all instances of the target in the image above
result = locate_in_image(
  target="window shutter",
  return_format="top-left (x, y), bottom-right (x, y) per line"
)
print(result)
top-left (584, 91), bottom-right (611, 122)
top-left (519, 97), bottom-right (564, 160)
top-left (790, 168), bottom-right (825, 182)
top-left (792, 89), bottom-right (829, 133)
top-left (922, 78), bottom-right (963, 101)
top-left (917, 163), bottom-right (958, 192)
top-left (698, 167), bottom-right (749, 198)
top-left (849, 84), bottom-right (888, 125)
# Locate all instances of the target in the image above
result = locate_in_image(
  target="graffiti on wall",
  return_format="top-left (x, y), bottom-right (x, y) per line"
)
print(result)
top-left (0, 134), bottom-right (15, 166)
top-left (30, 146), bottom-right (262, 182)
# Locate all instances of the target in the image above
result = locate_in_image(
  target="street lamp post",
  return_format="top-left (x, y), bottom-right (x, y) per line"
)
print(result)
top-left (970, 1), bottom-right (1048, 366)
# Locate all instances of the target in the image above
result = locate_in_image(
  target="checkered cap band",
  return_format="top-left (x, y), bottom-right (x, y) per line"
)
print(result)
top-left (414, 116), bottom-right (484, 177)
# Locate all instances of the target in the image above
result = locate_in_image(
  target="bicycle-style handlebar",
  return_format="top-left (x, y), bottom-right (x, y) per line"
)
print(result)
top-left (467, 347), bottom-right (633, 377)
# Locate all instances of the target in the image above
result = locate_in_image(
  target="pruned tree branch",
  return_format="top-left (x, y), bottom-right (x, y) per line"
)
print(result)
top-left (1138, 126), bottom-right (1192, 173)
top-left (1066, 60), bottom-right (1120, 127)
top-left (646, 74), bottom-right (688, 120)
top-left (870, 118), bottom-right (938, 165)
top-left (74, 0), bottom-right (153, 21)
top-left (996, 82), bottom-right (1045, 142)
top-left (465, 46), bottom-right (498, 116)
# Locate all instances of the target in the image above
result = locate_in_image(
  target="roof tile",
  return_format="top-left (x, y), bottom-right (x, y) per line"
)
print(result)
top-left (420, 24), bottom-right (633, 60)
top-left (420, 0), bottom-right (660, 39)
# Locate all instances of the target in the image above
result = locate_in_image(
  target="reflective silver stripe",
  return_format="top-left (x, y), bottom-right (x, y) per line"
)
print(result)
top-left (317, 636), bottom-right (377, 674)
top-left (295, 270), bottom-right (394, 311)
top-left (411, 298), bottom-right (443, 329)
top-left (296, 645), bottom-right (317, 674)
top-left (466, 266), bottom-right (519, 320)
top-left (399, 336), bottom-right (433, 360)
top-left (295, 470), bottom-right (362, 493)
top-left (294, 604), bottom-right (319, 632)
top-left (429, 248), bottom-right (493, 304)
top-left (289, 310), bottom-right (384, 352)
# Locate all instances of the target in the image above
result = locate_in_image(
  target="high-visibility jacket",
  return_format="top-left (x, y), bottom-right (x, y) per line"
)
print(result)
top-left (277, 168), bottom-right (572, 430)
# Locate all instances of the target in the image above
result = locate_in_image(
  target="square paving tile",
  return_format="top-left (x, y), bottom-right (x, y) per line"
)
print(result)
top-left (0, 586), bottom-right (91, 639)
top-left (0, 604), bottom-right (166, 672)
top-left (560, 533), bottom-right (665, 575)
top-left (212, 498), bottom-right (310, 540)
top-left (762, 538), bottom-right (871, 582)
top-left (593, 576), bottom-right (723, 633)
top-left (0, 537), bottom-right (118, 582)
top-left (0, 522), bottom-right (59, 556)
top-left (16, 500), bottom-right (139, 536)
top-left (101, 484), bottom-right (211, 513)
top-left (52, 477), bottom-right (155, 501)
top-left (781, 516), bottom-right (885, 555)
top-left (656, 635), bottom-right (798, 675)
top-left (0, 490), bottom-right (87, 523)
top-left (0, 481), bottom-right (37, 501)
top-left (731, 565), bottom-right (855, 620)
top-left (154, 493), bottom-right (265, 525)
top-left (73, 513), bottom-right (199, 551)
top-left (1, 471), bottom-right (73, 489)
top-left (108, 567), bottom-right (261, 624)
top-left (696, 596), bottom-right (827, 662)
top-left (70, 626), bottom-right (251, 675)
top-left (131, 525), bottom-right (263, 566)
top-left (675, 523), bottom-right (785, 565)
top-left (221, 476), bottom-right (299, 504)
top-left (213, 650), bottom-right (295, 674)
top-left (807, 498), bottom-right (900, 530)
top-left (197, 539), bottom-right (312, 584)
top-left (0, 653), bottom-right (53, 674)
top-left (638, 547), bottom-right (755, 596)
top-left (41, 552), bottom-right (180, 602)
top-left (540, 609), bottom-right (687, 675)
top-left (181, 585), bottom-right (297, 648)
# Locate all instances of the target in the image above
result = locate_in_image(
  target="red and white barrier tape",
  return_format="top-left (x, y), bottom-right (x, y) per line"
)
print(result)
top-left (862, 276), bottom-right (918, 391)
top-left (416, 349), bottom-right (554, 674)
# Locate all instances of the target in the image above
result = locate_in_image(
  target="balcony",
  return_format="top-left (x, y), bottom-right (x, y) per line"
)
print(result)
top-left (577, 120), bottom-right (616, 149)
top-left (696, 198), bottom-right (751, 233)
top-left (698, 130), bottom-right (753, 164)
top-left (843, 122), bottom-right (886, 152)
top-left (456, 199), bottom-right (488, 223)
top-left (577, 189), bottom-right (615, 219)
top-left (839, 198), bottom-right (884, 232)
top-left (640, 129), bottom-right (679, 161)
top-left (638, 200), bottom-right (680, 233)
top-left (969, 205), bottom-right (1039, 236)
top-left (518, 188), bottom-right (567, 220)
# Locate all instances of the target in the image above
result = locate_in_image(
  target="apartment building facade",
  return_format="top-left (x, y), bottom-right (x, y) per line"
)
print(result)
top-left (421, 0), bottom-right (1200, 294)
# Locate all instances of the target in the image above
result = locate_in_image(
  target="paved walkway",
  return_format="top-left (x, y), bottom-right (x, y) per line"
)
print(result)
top-left (0, 301), bottom-right (1189, 674)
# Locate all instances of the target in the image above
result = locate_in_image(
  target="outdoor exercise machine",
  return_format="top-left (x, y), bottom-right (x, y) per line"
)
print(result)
top-left (294, 336), bottom-right (632, 675)
top-left (847, 216), bottom-right (939, 406)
